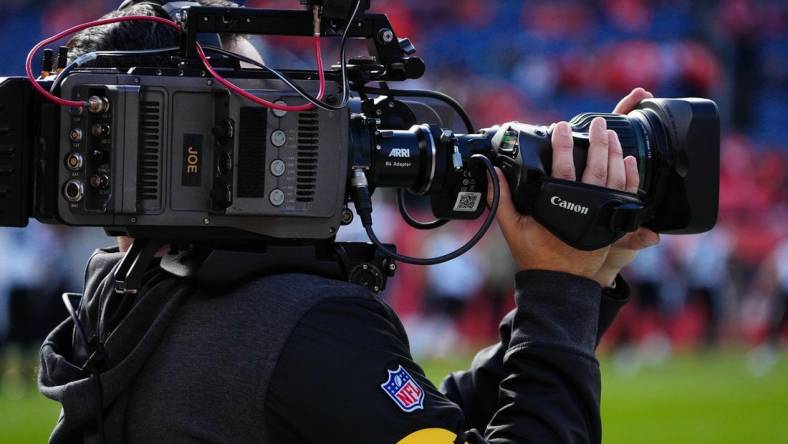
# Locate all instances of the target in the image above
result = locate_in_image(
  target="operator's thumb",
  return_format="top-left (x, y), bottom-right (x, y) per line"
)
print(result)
top-left (487, 167), bottom-right (519, 232)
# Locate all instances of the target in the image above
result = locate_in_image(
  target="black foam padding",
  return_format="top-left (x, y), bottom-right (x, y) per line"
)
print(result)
top-left (0, 78), bottom-right (32, 227)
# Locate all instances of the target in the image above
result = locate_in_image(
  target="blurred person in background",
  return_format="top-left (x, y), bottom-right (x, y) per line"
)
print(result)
top-left (763, 239), bottom-right (788, 349)
top-left (677, 226), bottom-right (734, 348)
top-left (610, 239), bottom-right (676, 369)
top-left (0, 223), bottom-right (107, 392)
top-left (0, 223), bottom-right (69, 395)
top-left (418, 229), bottom-right (485, 358)
top-left (749, 237), bottom-right (788, 369)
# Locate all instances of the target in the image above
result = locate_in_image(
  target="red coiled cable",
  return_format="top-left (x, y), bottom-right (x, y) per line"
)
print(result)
top-left (26, 14), bottom-right (325, 112)
top-left (194, 36), bottom-right (326, 112)
top-left (26, 15), bottom-right (182, 108)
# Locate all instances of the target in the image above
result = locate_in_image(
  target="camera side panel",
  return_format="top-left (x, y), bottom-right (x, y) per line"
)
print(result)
top-left (57, 73), bottom-right (347, 241)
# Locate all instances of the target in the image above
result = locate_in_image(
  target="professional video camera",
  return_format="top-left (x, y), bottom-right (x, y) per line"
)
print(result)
top-left (0, 0), bottom-right (719, 291)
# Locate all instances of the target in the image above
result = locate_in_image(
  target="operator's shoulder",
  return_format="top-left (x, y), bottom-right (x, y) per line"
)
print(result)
top-left (212, 273), bottom-right (391, 338)
top-left (234, 272), bottom-right (378, 306)
top-left (83, 246), bottom-right (124, 291)
top-left (85, 246), bottom-right (124, 276)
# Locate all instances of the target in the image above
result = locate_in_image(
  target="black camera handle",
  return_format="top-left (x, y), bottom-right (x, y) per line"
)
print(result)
top-left (176, 6), bottom-right (425, 82)
top-left (498, 161), bottom-right (647, 251)
top-left (534, 178), bottom-right (645, 250)
top-left (113, 238), bottom-right (162, 294)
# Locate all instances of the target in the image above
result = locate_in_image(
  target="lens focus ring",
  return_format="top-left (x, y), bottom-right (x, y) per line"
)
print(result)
top-left (569, 113), bottom-right (637, 153)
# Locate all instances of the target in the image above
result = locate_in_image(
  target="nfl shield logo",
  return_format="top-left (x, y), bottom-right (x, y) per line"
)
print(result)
top-left (380, 365), bottom-right (425, 412)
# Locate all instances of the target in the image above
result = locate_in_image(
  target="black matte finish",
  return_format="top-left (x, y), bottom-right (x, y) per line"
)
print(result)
top-left (358, 98), bottom-right (719, 250)
top-left (0, 78), bottom-right (34, 227)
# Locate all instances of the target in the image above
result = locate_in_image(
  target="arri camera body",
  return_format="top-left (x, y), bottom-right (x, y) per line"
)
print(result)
top-left (0, 0), bottom-right (720, 289)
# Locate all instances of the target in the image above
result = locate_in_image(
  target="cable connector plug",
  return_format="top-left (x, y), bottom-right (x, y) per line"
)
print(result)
top-left (73, 51), bottom-right (98, 67)
top-left (312, 5), bottom-right (322, 37)
top-left (350, 168), bottom-right (374, 227)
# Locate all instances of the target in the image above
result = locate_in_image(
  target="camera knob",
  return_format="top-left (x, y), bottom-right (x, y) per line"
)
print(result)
top-left (349, 263), bottom-right (384, 293)
top-left (91, 124), bottom-right (110, 137)
top-left (91, 149), bottom-right (107, 163)
top-left (398, 38), bottom-right (417, 55)
top-left (211, 184), bottom-right (233, 209)
top-left (89, 174), bottom-right (110, 190)
top-left (402, 57), bottom-right (426, 79)
top-left (212, 119), bottom-right (234, 144)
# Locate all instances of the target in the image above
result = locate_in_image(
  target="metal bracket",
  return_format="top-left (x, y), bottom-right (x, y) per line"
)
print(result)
top-left (113, 239), bottom-right (161, 294)
top-left (178, 6), bottom-right (424, 81)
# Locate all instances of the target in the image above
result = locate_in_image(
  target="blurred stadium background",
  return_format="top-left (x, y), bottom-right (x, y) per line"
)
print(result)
top-left (1, 0), bottom-right (787, 442)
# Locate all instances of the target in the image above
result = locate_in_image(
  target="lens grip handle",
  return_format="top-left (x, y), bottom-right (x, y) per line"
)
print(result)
top-left (529, 178), bottom-right (644, 251)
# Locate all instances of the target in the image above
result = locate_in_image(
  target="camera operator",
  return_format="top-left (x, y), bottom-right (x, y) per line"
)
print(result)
top-left (37, 2), bottom-right (659, 443)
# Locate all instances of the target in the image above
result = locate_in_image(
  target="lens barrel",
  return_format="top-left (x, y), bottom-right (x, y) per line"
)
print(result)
top-left (355, 97), bottom-right (719, 237)
top-left (368, 124), bottom-right (436, 194)
top-left (568, 112), bottom-right (656, 195)
top-left (550, 98), bottom-right (719, 234)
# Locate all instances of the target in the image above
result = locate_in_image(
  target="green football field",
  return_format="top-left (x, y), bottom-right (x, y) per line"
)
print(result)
top-left (1, 351), bottom-right (786, 443)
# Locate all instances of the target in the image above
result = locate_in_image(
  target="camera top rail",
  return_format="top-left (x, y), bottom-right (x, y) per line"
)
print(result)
top-left (179, 5), bottom-right (425, 82)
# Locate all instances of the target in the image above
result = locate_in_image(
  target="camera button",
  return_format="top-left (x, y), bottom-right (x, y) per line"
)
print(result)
top-left (89, 174), bottom-right (110, 190)
top-left (271, 129), bottom-right (287, 147)
top-left (270, 159), bottom-right (286, 177)
top-left (272, 101), bottom-right (288, 118)
top-left (91, 124), bottom-right (110, 137)
top-left (269, 188), bottom-right (285, 207)
top-left (217, 152), bottom-right (232, 176)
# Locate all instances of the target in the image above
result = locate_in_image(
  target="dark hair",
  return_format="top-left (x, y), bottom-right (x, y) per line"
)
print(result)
top-left (67, 0), bottom-right (239, 69)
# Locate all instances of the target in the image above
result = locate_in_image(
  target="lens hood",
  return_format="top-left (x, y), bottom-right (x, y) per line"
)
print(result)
top-left (635, 98), bottom-right (719, 234)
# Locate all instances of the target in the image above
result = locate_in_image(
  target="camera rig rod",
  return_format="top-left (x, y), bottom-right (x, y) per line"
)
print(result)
top-left (113, 239), bottom-right (163, 294)
top-left (180, 6), bottom-right (425, 81)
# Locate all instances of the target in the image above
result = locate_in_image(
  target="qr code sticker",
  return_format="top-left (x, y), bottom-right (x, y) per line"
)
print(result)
top-left (453, 192), bottom-right (482, 212)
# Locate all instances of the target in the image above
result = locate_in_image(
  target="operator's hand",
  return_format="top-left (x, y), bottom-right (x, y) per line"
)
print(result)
top-left (487, 87), bottom-right (657, 286)
top-left (593, 88), bottom-right (660, 286)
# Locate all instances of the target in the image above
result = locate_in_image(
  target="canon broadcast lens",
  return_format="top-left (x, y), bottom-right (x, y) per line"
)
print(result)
top-left (361, 97), bottom-right (720, 247)
top-left (556, 98), bottom-right (720, 234)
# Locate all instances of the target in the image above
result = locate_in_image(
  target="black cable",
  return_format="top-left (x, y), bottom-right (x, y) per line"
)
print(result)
top-left (375, 82), bottom-right (476, 231)
top-left (93, 47), bottom-right (181, 57)
top-left (61, 293), bottom-right (90, 352)
top-left (203, 0), bottom-right (362, 112)
top-left (61, 293), bottom-right (106, 444)
top-left (49, 46), bottom-right (180, 95)
top-left (363, 154), bottom-right (499, 265)
top-left (203, 46), bottom-right (338, 112)
top-left (92, 368), bottom-right (107, 444)
top-left (396, 189), bottom-right (449, 230)
top-left (49, 62), bottom-right (77, 94)
top-left (332, 0), bottom-right (363, 108)
top-left (351, 85), bottom-right (476, 134)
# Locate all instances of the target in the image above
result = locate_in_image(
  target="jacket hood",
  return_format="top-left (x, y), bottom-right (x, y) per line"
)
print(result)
top-left (38, 248), bottom-right (189, 443)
